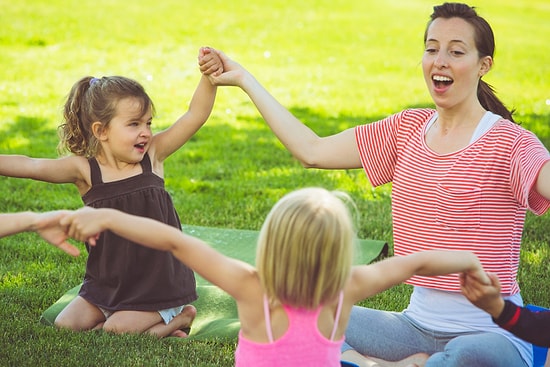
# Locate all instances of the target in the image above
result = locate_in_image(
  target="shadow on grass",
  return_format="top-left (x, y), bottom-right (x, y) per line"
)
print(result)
top-left (160, 106), bottom-right (394, 238)
top-left (0, 116), bottom-right (82, 212)
top-left (172, 106), bottom-right (389, 171)
top-left (0, 115), bottom-right (60, 155)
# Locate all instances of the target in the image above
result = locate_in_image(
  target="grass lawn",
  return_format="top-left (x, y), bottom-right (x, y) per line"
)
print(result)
top-left (1, 0), bottom-right (549, 365)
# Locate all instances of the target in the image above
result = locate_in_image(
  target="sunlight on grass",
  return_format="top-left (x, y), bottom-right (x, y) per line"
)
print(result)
top-left (522, 247), bottom-right (550, 267)
top-left (0, 272), bottom-right (26, 289)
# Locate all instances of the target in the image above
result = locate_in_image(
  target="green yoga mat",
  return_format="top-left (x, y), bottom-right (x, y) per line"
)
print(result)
top-left (40, 224), bottom-right (388, 340)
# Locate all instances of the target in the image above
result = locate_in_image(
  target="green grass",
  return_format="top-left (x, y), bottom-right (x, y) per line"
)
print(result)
top-left (1, 0), bottom-right (549, 365)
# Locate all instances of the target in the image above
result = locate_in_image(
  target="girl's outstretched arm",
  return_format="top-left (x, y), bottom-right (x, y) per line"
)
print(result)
top-left (0, 211), bottom-right (80, 257)
top-left (348, 250), bottom-right (488, 302)
top-left (207, 49), bottom-right (362, 170)
top-left (0, 155), bottom-right (88, 185)
top-left (61, 207), bottom-right (257, 299)
top-left (152, 48), bottom-right (222, 162)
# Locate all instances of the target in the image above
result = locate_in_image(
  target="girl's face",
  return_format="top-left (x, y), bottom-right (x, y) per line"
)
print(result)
top-left (101, 97), bottom-right (153, 162)
top-left (422, 17), bottom-right (491, 111)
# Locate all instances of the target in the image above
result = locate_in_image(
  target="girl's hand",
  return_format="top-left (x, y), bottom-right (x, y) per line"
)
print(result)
top-left (33, 211), bottom-right (81, 257)
top-left (202, 49), bottom-right (248, 87)
top-left (460, 271), bottom-right (505, 318)
top-left (198, 47), bottom-right (223, 77)
top-left (60, 207), bottom-right (104, 245)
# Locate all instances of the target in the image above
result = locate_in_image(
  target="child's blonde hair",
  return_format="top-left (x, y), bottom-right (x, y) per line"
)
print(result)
top-left (58, 76), bottom-right (154, 158)
top-left (256, 187), bottom-right (356, 308)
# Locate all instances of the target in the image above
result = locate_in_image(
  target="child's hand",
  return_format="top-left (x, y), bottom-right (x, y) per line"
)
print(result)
top-left (60, 207), bottom-right (104, 246)
top-left (33, 210), bottom-right (81, 257)
top-left (460, 271), bottom-right (505, 318)
top-left (198, 47), bottom-right (223, 77)
top-left (202, 49), bottom-right (248, 87)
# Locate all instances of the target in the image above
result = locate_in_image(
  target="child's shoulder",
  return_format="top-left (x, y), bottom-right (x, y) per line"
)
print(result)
top-left (59, 154), bottom-right (91, 167)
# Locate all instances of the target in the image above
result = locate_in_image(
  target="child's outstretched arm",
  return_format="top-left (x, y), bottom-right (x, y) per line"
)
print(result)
top-left (151, 47), bottom-right (223, 161)
top-left (61, 207), bottom-right (256, 299)
top-left (205, 49), bottom-right (362, 170)
top-left (0, 155), bottom-right (87, 184)
top-left (349, 250), bottom-right (489, 302)
top-left (0, 211), bottom-right (80, 257)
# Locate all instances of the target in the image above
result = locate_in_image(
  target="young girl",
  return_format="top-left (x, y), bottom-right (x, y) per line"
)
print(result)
top-left (0, 47), bottom-right (223, 338)
top-left (60, 187), bottom-right (489, 366)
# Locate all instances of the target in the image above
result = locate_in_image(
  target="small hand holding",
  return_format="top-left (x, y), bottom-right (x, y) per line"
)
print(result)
top-left (460, 271), bottom-right (505, 318)
top-left (60, 207), bottom-right (104, 246)
top-left (33, 211), bottom-right (81, 257)
top-left (198, 47), bottom-right (223, 76)
top-left (199, 49), bottom-right (247, 87)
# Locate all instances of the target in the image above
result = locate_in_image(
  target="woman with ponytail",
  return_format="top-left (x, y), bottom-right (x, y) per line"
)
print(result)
top-left (202, 2), bottom-right (550, 366)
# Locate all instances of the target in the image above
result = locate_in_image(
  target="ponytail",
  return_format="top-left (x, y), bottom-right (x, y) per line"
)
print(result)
top-left (478, 79), bottom-right (515, 122)
top-left (58, 77), bottom-right (98, 157)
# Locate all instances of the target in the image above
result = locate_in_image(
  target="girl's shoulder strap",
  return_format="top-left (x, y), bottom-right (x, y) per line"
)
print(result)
top-left (263, 294), bottom-right (274, 343)
top-left (329, 290), bottom-right (344, 341)
top-left (88, 157), bottom-right (103, 185)
top-left (141, 152), bottom-right (152, 172)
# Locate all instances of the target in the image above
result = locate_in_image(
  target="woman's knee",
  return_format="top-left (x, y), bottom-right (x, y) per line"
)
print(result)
top-left (344, 307), bottom-right (428, 360)
top-left (426, 333), bottom-right (527, 367)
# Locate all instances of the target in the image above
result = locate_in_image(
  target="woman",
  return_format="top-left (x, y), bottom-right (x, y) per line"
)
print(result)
top-left (202, 2), bottom-right (550, 366)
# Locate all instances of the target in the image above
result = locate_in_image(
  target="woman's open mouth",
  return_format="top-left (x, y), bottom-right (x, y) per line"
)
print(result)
top-left (432, 75), bottom-right (453, 92)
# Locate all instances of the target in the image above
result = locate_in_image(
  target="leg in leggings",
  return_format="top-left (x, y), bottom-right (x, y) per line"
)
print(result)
top-left (425, 332), bottom-right (529, 367)
top-left (342, 306), bottom-right (437, 360)
top-left (343, 306), bottom-right (529, 367)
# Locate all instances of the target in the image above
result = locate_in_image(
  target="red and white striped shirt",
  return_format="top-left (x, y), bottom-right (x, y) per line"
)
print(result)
top-left (355, 108), bottom-right (550, 294)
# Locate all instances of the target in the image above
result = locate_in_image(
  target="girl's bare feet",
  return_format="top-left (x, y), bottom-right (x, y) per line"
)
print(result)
top-left (169, 305), bottom-right (197, 338)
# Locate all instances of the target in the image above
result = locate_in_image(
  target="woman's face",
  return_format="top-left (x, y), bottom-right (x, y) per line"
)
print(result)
top-left (422, 17), bottom-right (491, 110)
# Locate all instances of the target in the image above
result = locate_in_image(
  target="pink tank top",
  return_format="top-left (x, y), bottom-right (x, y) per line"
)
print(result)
top-left (234, 292), bottom-right (344, 367)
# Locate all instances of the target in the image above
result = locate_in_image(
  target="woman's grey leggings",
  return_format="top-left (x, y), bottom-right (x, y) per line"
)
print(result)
top-left (342, 306), bottom-right (529, 367)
